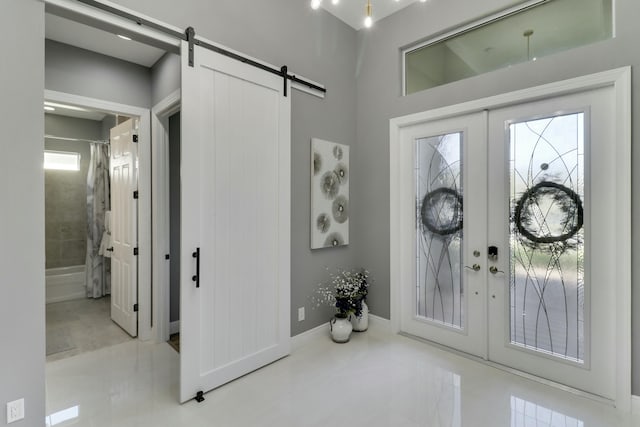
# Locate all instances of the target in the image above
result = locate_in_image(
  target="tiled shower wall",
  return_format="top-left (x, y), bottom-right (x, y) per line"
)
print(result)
top-left (44, 114), bottom-right (103, 269)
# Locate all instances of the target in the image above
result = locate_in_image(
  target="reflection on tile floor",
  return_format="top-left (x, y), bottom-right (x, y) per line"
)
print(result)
top-left (45, 325), bottom-right (638, 427)
top-left (46, 297), bottom-right (133, 362)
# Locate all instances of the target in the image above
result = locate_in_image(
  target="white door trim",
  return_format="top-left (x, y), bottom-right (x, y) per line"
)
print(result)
top-left (151, 89), bottom-right (180, 343)
top-left (389, 66), bottom-right (631, 411)
top-left (45, 89), bottom-right (153, 342)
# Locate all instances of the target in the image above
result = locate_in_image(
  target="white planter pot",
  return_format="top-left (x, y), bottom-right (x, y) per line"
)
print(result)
top-left (351, 300), bottom-right (369, 332)
top-left (330, 315), bottom-right (353, 343)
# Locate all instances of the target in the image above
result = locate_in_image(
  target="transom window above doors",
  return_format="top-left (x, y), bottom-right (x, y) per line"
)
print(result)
top-left (403, 0), bottom-right (613, 95)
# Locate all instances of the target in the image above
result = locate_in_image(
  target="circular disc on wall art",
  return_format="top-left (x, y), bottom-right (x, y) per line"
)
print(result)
top-left (332, 195), bottom-right (349, 224)
top-left (313, 152), bottom-right (322, 175)
top-left (333, 145), bottom-right (343, 160)
top-left (334, 162), bottom-right (349, 184)
top-left (324, 232), bottom-right (345, 247)
top-left (316, 213), bottom-right (331, 233)
top-left (321, 171), bottom-right (340, 199)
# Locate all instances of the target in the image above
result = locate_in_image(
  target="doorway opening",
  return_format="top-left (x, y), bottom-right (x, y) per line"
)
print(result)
top-left (44, 107), bottom-right (139, 361)
top-left (43, 2), bottom-right (180, 419)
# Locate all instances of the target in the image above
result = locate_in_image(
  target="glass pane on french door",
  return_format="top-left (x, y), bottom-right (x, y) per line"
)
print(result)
top-left (509, 112), bottom-right (585, 362)
top-left (415, 132), bottom-right (463, 329)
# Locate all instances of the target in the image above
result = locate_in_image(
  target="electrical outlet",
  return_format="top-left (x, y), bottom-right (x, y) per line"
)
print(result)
top-left (7, 398), bottom-right (24, 424)
top-left (297, 307), bottom-right (305, 322)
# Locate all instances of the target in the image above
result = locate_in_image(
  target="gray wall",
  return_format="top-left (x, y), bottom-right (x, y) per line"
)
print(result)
top-left (101, 116), bottom-right (117, 141)
top-left (44, 115), bottom-right (101, 269)
top-left (151, 52), bottom-right (180, 106)
top-left (0, 1), bottom-right (46, 426)
top-left (46, 39), bottom-right (151, 109)
top-left (110, 0), bottom-right (359, 335)
top-left (169, 112), bottom-right (181, 323)
top-left (354, 0), bottom-right (640, 395)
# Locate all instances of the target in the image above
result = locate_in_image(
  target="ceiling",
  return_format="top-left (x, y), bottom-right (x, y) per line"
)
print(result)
top-left (45, 104), bottom-right (108, 122)
top-left (45, 13), bottom-right (166, 68)
top-left (320, 0), bottom-right (421, 30)
top-left (43, 1), bottom-right (418, 71)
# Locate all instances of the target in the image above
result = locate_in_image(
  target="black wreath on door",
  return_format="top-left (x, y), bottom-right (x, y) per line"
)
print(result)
top-left (513, 180), bottom-right (584, 248)
top-left (420, 187), bottom-right (464, 236)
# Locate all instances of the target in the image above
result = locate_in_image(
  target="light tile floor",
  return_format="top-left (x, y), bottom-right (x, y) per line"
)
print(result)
top-left (46, 297), bottom-right (133, 362)
top-left (45, 325), bottom-right (638, 427)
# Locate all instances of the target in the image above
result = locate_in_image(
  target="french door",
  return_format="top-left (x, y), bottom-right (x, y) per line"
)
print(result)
top-left (392, 74), bottom-right (629, 401)
top-left (486, 87), bottom-right (616, 398)
top-left (180, 41), bottom-right (291, 403)
top-left (397, 112), bottom-right (487, 357)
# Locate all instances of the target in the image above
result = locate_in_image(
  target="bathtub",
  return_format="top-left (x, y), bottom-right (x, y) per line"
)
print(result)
top-left (46, 265), bottom-right (86, 304)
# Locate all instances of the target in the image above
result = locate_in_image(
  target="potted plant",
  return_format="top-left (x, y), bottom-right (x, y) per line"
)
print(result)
top-left (350, 269), bottom-right (370, 332)
top-left (315, 268), bottom-right (370, 342)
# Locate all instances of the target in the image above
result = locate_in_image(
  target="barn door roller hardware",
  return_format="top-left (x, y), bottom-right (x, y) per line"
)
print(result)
top-left (184, 28), bottom-right (325, 97)
top-left (75, 1), bottom-right (326, 97)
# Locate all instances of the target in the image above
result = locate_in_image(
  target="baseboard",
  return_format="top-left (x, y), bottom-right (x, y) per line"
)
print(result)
top-left (169, 321), bottom-right (180, 335)
top-left (632, 395), bottom-right (640, 416)
top-left (291, 322), bottom-right (329, 351)
top-left (46, 292), bottom-right (85, 304)
top-left (291, 313), bottom-right (392, 351)
top-left (368, 314), bottom-right (391, 333)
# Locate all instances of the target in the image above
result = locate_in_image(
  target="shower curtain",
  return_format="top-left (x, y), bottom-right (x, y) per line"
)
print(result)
top-left (85, 143), bottom-right (111, 298)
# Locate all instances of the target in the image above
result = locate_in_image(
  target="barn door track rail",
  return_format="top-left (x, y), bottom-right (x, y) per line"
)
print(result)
top-left (76, 0), bottom-right (327, 97)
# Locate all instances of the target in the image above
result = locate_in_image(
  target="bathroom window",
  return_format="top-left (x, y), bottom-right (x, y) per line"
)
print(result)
top-left (44, 150), bottom-right (81, 171)
top-left (403, 0), bottom-right (613, 95)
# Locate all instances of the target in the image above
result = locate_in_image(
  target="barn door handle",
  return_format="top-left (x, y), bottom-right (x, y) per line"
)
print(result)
top-left (192, 248), bottom-right (200, 288)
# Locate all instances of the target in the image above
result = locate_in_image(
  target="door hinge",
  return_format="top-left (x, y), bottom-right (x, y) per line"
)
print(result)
top-left (132, 134), bottom-right (139, 143)
top-left (133, 190), bottom-right (139, 199)
top-left (133, 303), bottom-right (139, 312)
top-left (133, 247), bottom-right (139, 256)
top-left (165, 254), bottom-right (170, 260)
top-left (195, 391), bottom-right (205, 403)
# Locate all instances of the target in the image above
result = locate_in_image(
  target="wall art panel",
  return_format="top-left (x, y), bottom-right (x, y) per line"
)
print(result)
top-left (311, 138), bottom-right (349, 249)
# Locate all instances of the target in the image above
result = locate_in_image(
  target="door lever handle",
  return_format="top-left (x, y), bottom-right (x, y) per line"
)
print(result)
top-left (489, 266), bottom-right (505, 275)
top-left (465, 264), bottom-right (481, 272)
top-left (106, 247), bottom-right (114, 252)
top-left (192, 248), bottom-right (200, 288)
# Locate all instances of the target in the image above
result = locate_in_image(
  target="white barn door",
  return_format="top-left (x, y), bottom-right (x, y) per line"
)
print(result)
top-left (180, 42), bottom-right (291, 403)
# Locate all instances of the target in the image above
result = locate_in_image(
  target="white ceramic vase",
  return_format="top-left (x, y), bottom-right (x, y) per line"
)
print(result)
top-left (330, 314), bottom-right (353, 343)
top-left (351, 300), bottom-right (369, 332)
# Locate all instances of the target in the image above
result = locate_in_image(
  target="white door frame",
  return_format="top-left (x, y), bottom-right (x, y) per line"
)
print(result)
top-left (45, 89), bottom-right (153, 341)
top-left (389, 67), bottom-right (631, 411)
top-left (151, 90), bottom-right (181, 343)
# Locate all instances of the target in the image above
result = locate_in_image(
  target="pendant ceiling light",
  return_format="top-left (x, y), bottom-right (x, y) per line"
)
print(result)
top-left (311, 0), bottom-right (427, 29)
top-left (364, 0), bottom-right (373, 28)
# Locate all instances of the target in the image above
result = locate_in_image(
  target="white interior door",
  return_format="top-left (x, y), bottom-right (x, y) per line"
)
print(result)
top-left (397, 112), bottom-right (488, 357)
top-left (487, 87), bottom-right (616, 399)
top-left (110, 118), bottom-right (139, 337)
top-left (180, 42), bottom-right (291, 403)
